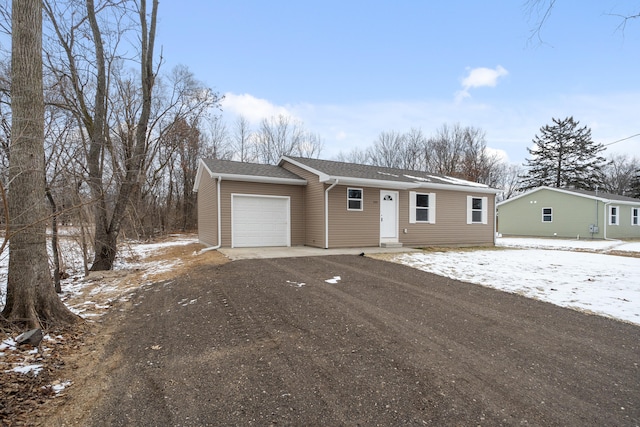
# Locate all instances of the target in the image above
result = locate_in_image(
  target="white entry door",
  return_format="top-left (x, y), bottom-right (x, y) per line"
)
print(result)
top-left (380, 190), bottom-right (398, 242)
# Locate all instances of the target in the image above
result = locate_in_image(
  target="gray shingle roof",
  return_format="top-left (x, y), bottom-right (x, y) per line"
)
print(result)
top-left (202, 158), bottom-right (305, 181)
top-left (556, 187), bottom-right (640, 203)
top-left (283, 156), bottom-right (490, 189)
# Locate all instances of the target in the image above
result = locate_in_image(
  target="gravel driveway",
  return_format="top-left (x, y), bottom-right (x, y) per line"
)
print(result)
top-left (60, 255), bottom-right (639, 426)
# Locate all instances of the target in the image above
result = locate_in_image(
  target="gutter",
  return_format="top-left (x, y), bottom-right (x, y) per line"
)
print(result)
top-left (324, 179), bottom-right (339, 249)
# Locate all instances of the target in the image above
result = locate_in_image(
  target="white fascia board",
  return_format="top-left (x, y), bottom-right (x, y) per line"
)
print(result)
top-left (496, 187), bottom-right (547, 206)
top-left (279, 156), bottom-right (330, 181)
top-left (323, 176), bottom-right (498, 193)
top-left (496, 186), bottom-right (640, 206)
top-left (324, 176), bottom-right (420, 190)
top-left (192, 159), bottom-right (214, 193)
top-left (414, 182), bottom-right (500, 195)
top-left (215, 172), bottom-right (307, 186)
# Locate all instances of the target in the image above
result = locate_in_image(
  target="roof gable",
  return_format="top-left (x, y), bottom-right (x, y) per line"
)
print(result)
top-left (194, 159), bottom-right (307, 191)
top-left (497, 186), bottom-right (640, 206)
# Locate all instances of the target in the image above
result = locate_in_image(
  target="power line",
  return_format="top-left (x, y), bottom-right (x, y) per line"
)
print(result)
top-left (603, 133), bottom-right (640, 147)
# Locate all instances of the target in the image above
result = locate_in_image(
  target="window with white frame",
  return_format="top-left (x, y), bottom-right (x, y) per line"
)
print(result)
top-left (609, 205), bottom-right (619, 225)
top-left (347, 188), bottom-right (363, 211)
top-left (542, 207), bottom-right (553, 222)
top-left (632, 207), bottom-right (639, 226)
top-left (467, 196), bottom-right (488, 224)
top-left (409, 192), bottom-right (436, 224)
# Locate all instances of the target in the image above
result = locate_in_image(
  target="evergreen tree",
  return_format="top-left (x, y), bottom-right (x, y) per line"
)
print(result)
top-left (630, 169), bottom-right (640, 199)
top-left (521, 117), bottom-right (606, 190)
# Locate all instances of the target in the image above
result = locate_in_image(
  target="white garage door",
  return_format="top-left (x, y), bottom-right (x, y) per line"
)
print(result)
top-left (232, 195), bottom-right (290, 248)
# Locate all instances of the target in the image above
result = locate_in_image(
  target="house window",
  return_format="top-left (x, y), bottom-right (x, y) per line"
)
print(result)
top-left (609, 205), bottom-right (619, 225)
top-left (409, 192), bottom-right (436, 224)
top-left (347, 188), bottom-right (363, 211)
top-left (467, 196), bottom-right (488, 224)
top-left (632, 207), bottom-right (639, 226)
top-left (542, 207), bottom-right (553, 222)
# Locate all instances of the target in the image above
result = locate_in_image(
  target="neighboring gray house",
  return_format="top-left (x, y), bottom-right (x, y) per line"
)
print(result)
top-left (194, 156), bottom-right (500, 249)
top-left (497, 186), bottom-right (640, 239)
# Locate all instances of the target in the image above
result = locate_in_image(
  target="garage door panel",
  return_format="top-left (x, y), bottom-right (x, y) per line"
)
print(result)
top-left (232, 195), bottom-right (290, 247)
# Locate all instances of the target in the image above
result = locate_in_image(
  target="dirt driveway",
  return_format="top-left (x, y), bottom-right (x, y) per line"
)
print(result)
top-left (52, 255), bottom-right (639, 426)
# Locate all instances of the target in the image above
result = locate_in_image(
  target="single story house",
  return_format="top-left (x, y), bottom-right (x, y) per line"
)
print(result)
top-left (194, 156), bottom-right (500, 249)
top-left (497, 186), bottom-right (640, 240)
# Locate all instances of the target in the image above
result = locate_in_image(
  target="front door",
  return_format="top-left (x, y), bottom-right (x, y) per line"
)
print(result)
top-left (380, 190), bottom-right (398, 242)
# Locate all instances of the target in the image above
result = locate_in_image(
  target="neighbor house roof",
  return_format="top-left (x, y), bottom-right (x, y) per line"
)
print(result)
top-left (497, 186), bottom-right (640, 206)
top-left (281, 156), bottom-right (499, 194)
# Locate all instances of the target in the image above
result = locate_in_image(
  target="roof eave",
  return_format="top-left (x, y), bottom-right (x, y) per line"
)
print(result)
top-left (214, 172), bottom-right (307, 186)
top-left (279, 156), bottom-right (330, 181)
top-left (323, 176), bottom-right (498, 193)
top-left (192, 159), bottom-right (214, 193)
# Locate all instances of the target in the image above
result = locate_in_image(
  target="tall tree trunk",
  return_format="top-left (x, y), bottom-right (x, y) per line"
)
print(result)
top-left (84, 0), bottom-right (114, 271)
top-left (89, 0), bottom-right (158, 271)
top-left (45, 188), bottom-right (62, 293)
top-left (2, 0), bottom-right (78, 328)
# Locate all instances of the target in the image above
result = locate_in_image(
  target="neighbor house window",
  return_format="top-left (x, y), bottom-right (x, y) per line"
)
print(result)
top-left (347, 188), bottom-right (363, 211)
top-left (409, 192), bottom-right (436, 224)
top-left (609, 205), bottom-right (619, 225)
top-left (632, 207), bottom-right (639, 226)
top-left (542, 207), bottom-right (553, 222)
top-left (467, 196), bottom-right (488, 224)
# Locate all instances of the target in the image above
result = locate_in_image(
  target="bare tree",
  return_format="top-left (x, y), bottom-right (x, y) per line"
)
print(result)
top-left (253, 115), bottom-right (323, 164)
top-left (334, 146), bottom-right (370, 165)
top-left (495, 163), bottom-right (525, 202)
top-left (367, 130), bottom-right (406, 169)
top-left (526, 0), bottom-right (639, 42)
top-left (43, 0), bottom-right (161, 270)
top-left (231, 115), bottom-right (255, 162)
top-left (601, 154), bottom-right (639, 196)
top-left (427, 123), bottom-right (467, 176)
top-left (2, 0), bottom-right (78, 328)
top-left (204, 117), bottom-right (233, 160)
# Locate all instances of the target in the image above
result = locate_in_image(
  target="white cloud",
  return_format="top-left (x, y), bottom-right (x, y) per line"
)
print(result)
top-left (456, 65), bottom-right (509, 101)
top-left (221, 93), bottom-right (295, 124)
top-left (217, 90), bottom-right (640, 166)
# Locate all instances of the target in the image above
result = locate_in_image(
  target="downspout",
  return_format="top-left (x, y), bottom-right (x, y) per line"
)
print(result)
top-left (201, 175), bottom-right (223, 252)
top-left (493, 195), bottom-right (497, 245)
top-left (324, 179), bottom-right (339, 249)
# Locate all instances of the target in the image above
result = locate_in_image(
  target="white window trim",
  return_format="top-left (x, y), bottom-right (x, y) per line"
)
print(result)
top-left (542, 207), bottom-right (553, 223)
top-left (632, 207), bottom-right (639, 226)
top-left (409, 191), bottom-right (436, 224)
top-left (608, 205), bottom-right (619, 226)
top-left (467, 196), bottom-right (488, 225)
top-left (347, 187), bottom-right (363, 211)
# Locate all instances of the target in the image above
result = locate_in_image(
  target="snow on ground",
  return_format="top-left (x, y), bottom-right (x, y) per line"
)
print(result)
top-left (0, 233), bottom-right (200, 389)
top-left (392, 237), bottom-right (640, 326)
top-left (1, 233), bottom-right (639, 389)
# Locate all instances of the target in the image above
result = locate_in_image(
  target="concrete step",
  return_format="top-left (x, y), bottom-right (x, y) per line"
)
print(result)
top-left (380, 242), bottom-right (403, 248)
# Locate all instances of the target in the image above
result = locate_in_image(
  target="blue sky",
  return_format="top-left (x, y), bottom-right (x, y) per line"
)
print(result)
top-left (157, 1), bottom-right (639, 164)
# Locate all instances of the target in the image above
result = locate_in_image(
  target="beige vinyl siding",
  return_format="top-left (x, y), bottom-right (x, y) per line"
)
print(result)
top-left (218, 181), bottom-right (305, 247)
top-left (400, 190), bottom-right (495, 246)
top-left (197, 173), bottom-right (218, 246)
top-left (281, 162), bottom-right (325, 247)
top-left (327, 185), bottom-right (380, 247)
